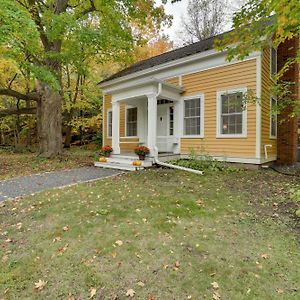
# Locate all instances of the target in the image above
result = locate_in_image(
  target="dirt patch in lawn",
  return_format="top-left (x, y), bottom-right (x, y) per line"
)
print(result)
top-left (224, 170), bottom-right (300, 241)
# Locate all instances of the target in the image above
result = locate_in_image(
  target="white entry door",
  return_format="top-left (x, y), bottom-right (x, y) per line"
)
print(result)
top-left (156, 104), bottom-right (173, 152)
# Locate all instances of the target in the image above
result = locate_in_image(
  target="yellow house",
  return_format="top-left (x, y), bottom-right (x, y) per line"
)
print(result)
top-left (98, 33), bottom-right (299, 169)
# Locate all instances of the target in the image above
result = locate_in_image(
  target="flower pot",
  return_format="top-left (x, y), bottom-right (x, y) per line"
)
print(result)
top-left (104, 152), bottom-right (111, 158)
top-left (138, 154), bottom-right (145, 161)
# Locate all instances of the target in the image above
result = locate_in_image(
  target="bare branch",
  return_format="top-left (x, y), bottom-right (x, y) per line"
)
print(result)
top-left (0, 107), bottom-right (36, 117)
top-left (0, 89), bottom-right (40, 102)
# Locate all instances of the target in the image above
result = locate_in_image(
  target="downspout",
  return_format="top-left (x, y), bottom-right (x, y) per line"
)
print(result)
top-left (264, 144), bottom-right (272, 159)
top-left (153, 81), bottom-right (203, 175)
top-left (154, 158), bottom-right (204, 175)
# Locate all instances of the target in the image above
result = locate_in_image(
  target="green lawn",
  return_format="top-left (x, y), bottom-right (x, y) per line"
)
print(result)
top-left (0, 147), bottom-right (95, 180)
top-left (0, 169), bottom-right (299, 299)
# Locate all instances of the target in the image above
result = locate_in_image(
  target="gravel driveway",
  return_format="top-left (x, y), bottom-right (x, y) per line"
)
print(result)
top-left (0, 167), bottom-right (121, 201)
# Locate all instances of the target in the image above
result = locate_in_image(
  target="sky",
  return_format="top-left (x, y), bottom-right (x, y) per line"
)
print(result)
top-left (156, 0), bottom-right (245, 45)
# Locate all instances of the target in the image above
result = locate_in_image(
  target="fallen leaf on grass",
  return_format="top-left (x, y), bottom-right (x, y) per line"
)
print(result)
top-left (147, 294), bottom-right (155, 300)
top-left (34, 279), bottom-right (47, 291)
top-left (90, 288), bottom-right (97, 298)
top-left (211, 282), bottom-right (219, 289)
top-left (67, 294), bottom-right (76, 300)
top-left (261, 253), bottom-right (268, 259)
top-left (53, 236), bottom-right (62, 243)
top-left (58, 244), bottom-right (69, 255)
top-left (63, 226), bottom-right (70, 232)
top-left (212, 291), bottom-right (221, 300)
top-left (137, 281), bottom-right (145, 287)
top-left (126, 289), bottom-right (135, 297)
top-left (115, 240), bottom-right (123, 246)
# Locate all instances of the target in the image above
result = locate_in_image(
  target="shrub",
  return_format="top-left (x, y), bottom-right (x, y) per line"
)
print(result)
top-left (170, 152), bottom-right (239, 173)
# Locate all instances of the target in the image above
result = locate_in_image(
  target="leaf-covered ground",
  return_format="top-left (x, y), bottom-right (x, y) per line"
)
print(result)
top-left (0, 169), bottom-right (299, 299)
top-left (0, 147), bottom-right (95, 180)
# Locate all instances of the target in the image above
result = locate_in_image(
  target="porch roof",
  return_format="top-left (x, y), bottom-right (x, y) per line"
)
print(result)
top-left (108, 78), bottom-right (183, 103)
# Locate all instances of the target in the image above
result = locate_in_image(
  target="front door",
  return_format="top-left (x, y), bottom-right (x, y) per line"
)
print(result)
top-left (156, 104), bottom-right (173, 152)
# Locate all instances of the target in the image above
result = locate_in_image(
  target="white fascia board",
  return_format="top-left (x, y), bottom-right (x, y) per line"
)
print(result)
top-left (101, 50), bottom-right (261, 95)
top-left (99, 48), bottom-right (219, 88)
top-left (99, 50), bottom-right (260, 93)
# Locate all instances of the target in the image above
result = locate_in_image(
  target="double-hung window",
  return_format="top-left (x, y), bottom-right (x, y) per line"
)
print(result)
top-left (107, 110), bottom-right (112, 138)
top-left (217, 89), bottom-right (247, 137)
top-left (270, 97), bottom-right (277, 138)
top-left (126, 107), bottom-right (137, 137)
top-left (184, 97), bottom-right (203, 136)
top-left (270, 47), bottom-right (277, 79)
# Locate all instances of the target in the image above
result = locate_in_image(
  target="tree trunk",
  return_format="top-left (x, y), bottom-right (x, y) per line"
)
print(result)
top-left (36, 82), bottom-right (63, 157)
top-left (64, 125), bottom-right (72, 148)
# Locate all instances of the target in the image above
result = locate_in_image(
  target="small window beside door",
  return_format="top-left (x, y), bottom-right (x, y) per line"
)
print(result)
top-left (169, 106), bottom-right (174, 136)
top-left (126, 107), bottom-right (137, 137)
top-left (107, 110), bottom-right (112, 138)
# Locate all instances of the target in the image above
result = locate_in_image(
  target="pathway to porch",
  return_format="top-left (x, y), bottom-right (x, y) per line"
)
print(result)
top-left (0, 167), bottom-right (121, 201)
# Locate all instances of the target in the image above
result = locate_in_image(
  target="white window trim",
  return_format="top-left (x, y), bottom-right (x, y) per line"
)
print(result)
top-left (270, 47), bottom-right (277, 82)
top-left (216, 87), bottom-right (248, 138)
top-left (125, 105), bottom-right (138, 138)
top-left (269, 96), bottom-right (277, 139)
top-left (107, 109), bottom-right (112, 138)
top-left (182, 93), bottom-right (205, 138)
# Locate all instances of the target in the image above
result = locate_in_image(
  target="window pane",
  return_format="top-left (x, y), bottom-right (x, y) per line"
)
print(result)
top-left (184, 98), bottom-right (201, 135)
top-left (108, 111), bottom-right (112, 137)
top-left (220, 91), bottom-right (244, 135)
top-left (270, 98), bottom-right (277, 137)
top-left (271, 47), bottom-right (277, 76)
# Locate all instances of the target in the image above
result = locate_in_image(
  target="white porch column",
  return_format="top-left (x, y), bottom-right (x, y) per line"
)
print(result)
top-left (112, 101), bottom-right (120, 154)
top-left (147, 94), bottom-right (158, 158)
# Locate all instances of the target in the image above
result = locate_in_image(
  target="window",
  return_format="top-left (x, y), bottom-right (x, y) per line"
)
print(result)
top-left (270, 47), bottom-right (277, 78)
top-left (184, 97), bottom-right (201, 136)
top-left (270, 97), bottom-right (277, 138)
top-left (107, 110), bottom-right (112, 137)
top-left (126, 107), bottom-right (137, 137)
top-left (217, 89), bottom-right (247, 137)
top-left (169, 106), bottom-right (174, 136)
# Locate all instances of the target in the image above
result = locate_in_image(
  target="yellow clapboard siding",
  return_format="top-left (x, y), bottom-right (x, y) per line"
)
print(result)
top-left (261, 48), bottom-right (277, 156)
top-left (180, 59), bottom-right (257, 158)
top-left (166, 76), bottom-right (180, 86)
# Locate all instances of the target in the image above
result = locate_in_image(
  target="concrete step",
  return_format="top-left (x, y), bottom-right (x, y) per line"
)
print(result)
top-left (94, 161), bottom-right (144, 171)
top-left (107, 155), bottom-right (153, 167)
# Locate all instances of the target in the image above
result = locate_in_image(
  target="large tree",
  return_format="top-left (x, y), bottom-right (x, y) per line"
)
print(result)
top-left (179, 0), bottom-right (228, 44)
top-left (0, 0), bottom-right (171, 157)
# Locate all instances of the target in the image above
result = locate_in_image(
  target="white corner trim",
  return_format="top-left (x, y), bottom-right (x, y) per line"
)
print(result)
top-left (216, 87), bottom-right (248, 138)
top-left (182, 93), bottom-right (205, 138)
top-left (256, 54), bottom-right (262, 159)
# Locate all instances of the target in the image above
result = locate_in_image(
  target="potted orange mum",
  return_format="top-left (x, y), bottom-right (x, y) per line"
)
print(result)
top-left (101, 145), bottom-right (113, 157)
top-left (134, 146), bottom-right (150, 160)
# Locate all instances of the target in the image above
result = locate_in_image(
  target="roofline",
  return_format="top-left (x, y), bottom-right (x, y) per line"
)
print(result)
top-left (99, 48), bottom-right (221, 89)
top-left (105, 77), bottom-right (183, 95)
